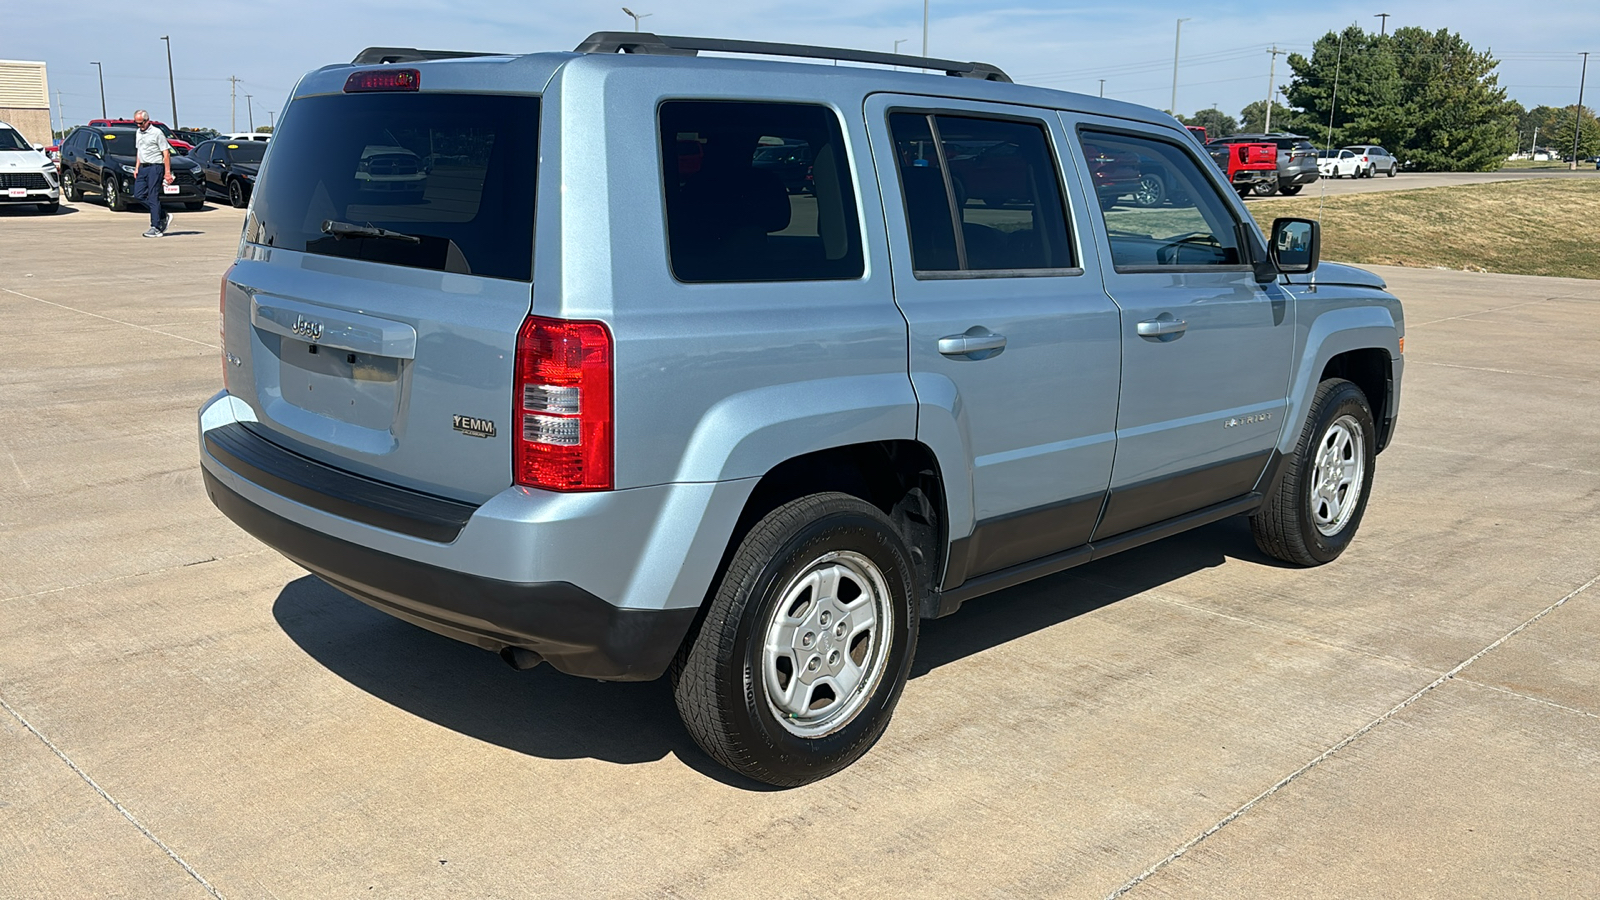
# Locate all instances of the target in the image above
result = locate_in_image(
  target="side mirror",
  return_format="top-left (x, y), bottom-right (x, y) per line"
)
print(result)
top-left (32, 143), bottom-right (44, 151)
top-left (1269, 218), bottom-right (1320, 275)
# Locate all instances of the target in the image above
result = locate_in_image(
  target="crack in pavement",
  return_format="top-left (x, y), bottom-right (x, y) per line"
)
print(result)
top-left (0, 285), bottom-right (218, 350)
top-left (0, 695), bottom-right (227, 900)
top-left (1105, 571), bottom-right (1599, 900)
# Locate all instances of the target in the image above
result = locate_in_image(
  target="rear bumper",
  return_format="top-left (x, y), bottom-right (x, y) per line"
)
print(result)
top-left (203, 468), bottom-right (695, 679)
top-left (198, 391), bottom-right (753, 681)
top-left (1281, 168), bottom-right (1320, 187)
top-left (1230, 170), bottom-right (1276, 185)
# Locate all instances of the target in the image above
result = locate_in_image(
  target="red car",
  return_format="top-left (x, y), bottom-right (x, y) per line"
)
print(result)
top-left (1205, 139), bottom-right (1277, 197)
top-left (86, 118), bottom-right (194, 154)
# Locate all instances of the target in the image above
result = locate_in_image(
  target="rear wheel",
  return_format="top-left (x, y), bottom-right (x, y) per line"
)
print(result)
top-left (1131, 173), bottom-right (1166, 208)
top-left (104, 174), bottom-right (126, 211)
top-left (1251, 378), bottom-right (1377, 566)
top-left (672, 493), bottom-right (919, 787)
top-left (1278, 184), bottom-right (1303, 196)
top-left (228, 178), bottom-right (248, 208)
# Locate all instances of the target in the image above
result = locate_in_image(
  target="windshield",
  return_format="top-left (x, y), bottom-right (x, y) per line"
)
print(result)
top-left (0, 128), bottom-right (30, 151)
top-left (247, 92), bottom-right (539, 281)
top-left (223, 142), bottom-right (266, 163)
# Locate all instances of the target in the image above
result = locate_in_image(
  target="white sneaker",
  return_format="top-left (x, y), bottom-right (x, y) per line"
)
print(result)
top-left (142, 227), bottom-right (163, 238)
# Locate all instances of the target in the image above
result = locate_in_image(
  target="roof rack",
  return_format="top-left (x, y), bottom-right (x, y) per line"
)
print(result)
top-left (573, 32), bottom-right (1012, 83)
top-left (351, 47), bottom-right (501, 65)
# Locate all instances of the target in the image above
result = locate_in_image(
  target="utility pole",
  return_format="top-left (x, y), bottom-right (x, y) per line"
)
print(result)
top-left (90, 62), bottom-right (107, 118)
top-left (1374, 13), bottom-right (1390, 36)
top-left (246, 95), bottom-right (254, 131)
top-left (267, 110), bottom-right (275, 130)
top-left (160, 36), bottom-right (179, 127)
top-left (1264, 45), bottom-right (1286, 133)
top-left (1170, 18), bottom-right (1191, 115)
top-left (54, 90), bottom-right (65, 136)
top-left (1099, 79), bottom-right (1105, 98)
top-left (1531, 126), bottom-right (1539, 156)
top-left (922, 0), bottom-right (930, 58)
top-left (228, 76), bottom-right (240, 132)
top-left (1572, 52), bottom-right (1589, 170)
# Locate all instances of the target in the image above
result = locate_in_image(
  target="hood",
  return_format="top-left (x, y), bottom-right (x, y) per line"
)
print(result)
top-left (1283, 262), bottom-right (1387, 291)
top-left (0, 147), bottom-right (53, 171)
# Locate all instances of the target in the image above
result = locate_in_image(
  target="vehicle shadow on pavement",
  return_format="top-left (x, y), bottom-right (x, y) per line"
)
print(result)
top-left (271, 515), bottom-right (1272, 788)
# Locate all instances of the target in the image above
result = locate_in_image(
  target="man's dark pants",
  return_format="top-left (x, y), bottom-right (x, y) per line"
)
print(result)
top-left (132, 166), bottom-right (166, 229)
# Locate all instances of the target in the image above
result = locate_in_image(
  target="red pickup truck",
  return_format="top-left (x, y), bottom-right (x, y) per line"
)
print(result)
top-left (1205, 139), bottom-right (1277, 198)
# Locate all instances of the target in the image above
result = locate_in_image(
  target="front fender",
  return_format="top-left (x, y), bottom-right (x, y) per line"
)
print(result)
top-left (1281, 302), bottom-right (1401, 455)
top-left (671, 373), bottom-right (918, 483)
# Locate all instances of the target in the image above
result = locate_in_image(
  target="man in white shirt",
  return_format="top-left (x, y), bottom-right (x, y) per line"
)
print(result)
top-left (131, 109), bottom-right (174, 238)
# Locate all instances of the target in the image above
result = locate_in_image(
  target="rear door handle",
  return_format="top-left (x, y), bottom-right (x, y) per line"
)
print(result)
top-left (938, 328), bottom-right (1007, 360)
top-left (1136, 316), bottom-right (1188, 339)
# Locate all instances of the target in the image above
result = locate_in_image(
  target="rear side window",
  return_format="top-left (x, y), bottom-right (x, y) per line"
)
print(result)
top-left (246, 93), bottom-right (540, 281)
top-left (659, 100), bottom-right (863, 283)
top-left (888, 112), bottom-right (1074, 274)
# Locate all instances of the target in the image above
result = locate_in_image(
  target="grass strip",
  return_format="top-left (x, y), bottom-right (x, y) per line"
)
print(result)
top-left (1247, 180), bottom-right (1600, 280)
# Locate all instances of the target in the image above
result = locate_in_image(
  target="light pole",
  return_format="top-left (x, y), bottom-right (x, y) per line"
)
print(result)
top-left (922, 0), bottom-right (929, 57)
top-left (1374, 13), bottom-right (1390, 36)
top-left (1573, 52), bottom-right (1590, 170)
top-left (246, 94), bottom-right (254, 131)
top-left (1169, 18), bottom-right (1191, 115)
top-left (160, 36), bottom-right (178, 127)
top-left (621, 7), bottom-right (651, 31)
top-left (894, 38), bottom-right (907, 55)
top-left (90, 62), bottom-right (107, 118)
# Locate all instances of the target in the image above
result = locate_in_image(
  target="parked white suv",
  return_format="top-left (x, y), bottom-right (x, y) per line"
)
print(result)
top-left (1343, 144), bottom-right (1398, 177)
top-left (0, 121), bottom-right (61, 213)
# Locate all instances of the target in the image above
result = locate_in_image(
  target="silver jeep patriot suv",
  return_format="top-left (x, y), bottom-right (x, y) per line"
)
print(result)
top-left (199, 33), bottom-right (1404, 786)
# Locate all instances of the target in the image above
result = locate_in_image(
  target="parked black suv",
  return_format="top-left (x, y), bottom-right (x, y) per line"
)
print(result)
top-left (1210, 133), bottom-right (1319, 196)
top-left (192, 138), bottom-right (265, 207)
top-left (57, 125), bottom-right (206, 211)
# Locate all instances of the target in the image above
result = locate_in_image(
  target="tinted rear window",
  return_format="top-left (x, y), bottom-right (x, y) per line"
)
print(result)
top-left (246, 92), bottom-right (539, 281)
top-left (224, 141), bottom-right (266, 163)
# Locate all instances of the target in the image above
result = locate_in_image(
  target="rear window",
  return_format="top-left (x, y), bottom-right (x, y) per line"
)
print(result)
top-left (224, 142), bottom-right (266, 163)
top-left (246, 92), bottom-right (540, 281)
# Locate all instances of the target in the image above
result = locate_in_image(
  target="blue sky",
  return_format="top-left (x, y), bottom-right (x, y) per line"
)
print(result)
top-left (6, 1), bottom-right (1596, 134)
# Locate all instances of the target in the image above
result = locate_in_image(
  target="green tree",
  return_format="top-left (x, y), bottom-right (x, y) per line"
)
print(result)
top-left (1281, 25), bottom-right (1517, 169)
top-left (1521, 104), bottom-right (1573, 152)
top-left (1179, 107), bottom-right (1237, 138)
top-left (1547, 105), bottom-right (1600, 159)
top-left (1237, 100), bottom-right (1294, 134)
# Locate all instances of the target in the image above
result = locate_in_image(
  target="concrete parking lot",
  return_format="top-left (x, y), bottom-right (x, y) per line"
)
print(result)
top-left (1246, 165), bottom-right (1600, 200)
top-left (2, 200), bottom-right (1597, 899)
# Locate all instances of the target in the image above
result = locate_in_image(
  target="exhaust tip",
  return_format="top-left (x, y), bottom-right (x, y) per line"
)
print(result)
top-left (499, 646), bottom-right (545, 671)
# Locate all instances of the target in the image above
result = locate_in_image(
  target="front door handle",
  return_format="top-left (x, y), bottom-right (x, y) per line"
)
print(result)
top-left (938, 327), bottom-right (1007, 360)
top-left (1136, 315), bottom-right (1188, 340)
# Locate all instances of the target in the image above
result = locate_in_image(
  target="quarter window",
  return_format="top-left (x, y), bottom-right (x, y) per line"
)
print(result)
top-left (1081, 130), bottom-right (1244, 271)
top-left (659, 101), bottom-right (863, 283)
top-left (888, 112), bottom-right (1074, 274)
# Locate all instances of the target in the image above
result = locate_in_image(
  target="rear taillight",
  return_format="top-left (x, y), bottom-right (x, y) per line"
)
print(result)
top-left (513, 315), bottom-right (613, 492)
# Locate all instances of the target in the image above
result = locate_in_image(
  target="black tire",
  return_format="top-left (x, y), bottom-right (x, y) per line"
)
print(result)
top-left (1131, 173), bottom-right (1166, 208)
top-left (185, 201), bottom-right (205, 211)
top-left (228, 178), bottom-right (248, 208)
top-left (672, 492), bottom-right (920, 787)
top-left (105, 173), bottom-right (127, 211)
top-left (1251, 379), bottom-right (1378, 566)
top-left (36, 200), bottom-right (60, 214)
top-left (1278, 184), bottom-right (1303, 196)
top-left (1386, 165), bottom-right (1397, 177)
top-left (1098, 193), bottom-right (1118, 211)
top-left (62, 171), bottom-right (82, 202)
top-left (1236, 186), bottom-right (1252, 199)
top-left (1251, 180), bottom-right (1278, 197)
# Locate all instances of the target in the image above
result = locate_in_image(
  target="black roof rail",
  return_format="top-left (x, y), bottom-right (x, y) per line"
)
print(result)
top-left (573, 32), bottom-right (1012, 83)
top-left (351, 47), bottom-right (501, 65)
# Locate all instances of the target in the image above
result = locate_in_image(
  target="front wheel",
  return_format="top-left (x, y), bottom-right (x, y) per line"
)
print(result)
top-left (36, 200), bottom-right (60, 214)
top-left (185, 201), bottom-right (205, 211)
top-left (1278, 184), bottom-right (1303, 196)
top-left (1251, 379), bottom-right (1378, 566)
top-left (672, 493), bottom-right (919, 787)
top-left (1386, 165), bottom-right (1397, 177)
top-left (105, 174), bottom-right (126, 211)
top-left (62, 171), bottom-right (82, 202)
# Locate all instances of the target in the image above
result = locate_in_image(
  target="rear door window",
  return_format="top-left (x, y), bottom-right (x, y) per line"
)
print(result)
top-left (246, 92), bottom-right (540, 281)
top-left (1080, 130), bottom-right (1244, 271)
top-left (659, 100), bottom-right (863, 283)
top-left (888, 112), bottom-right (1074, 274)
